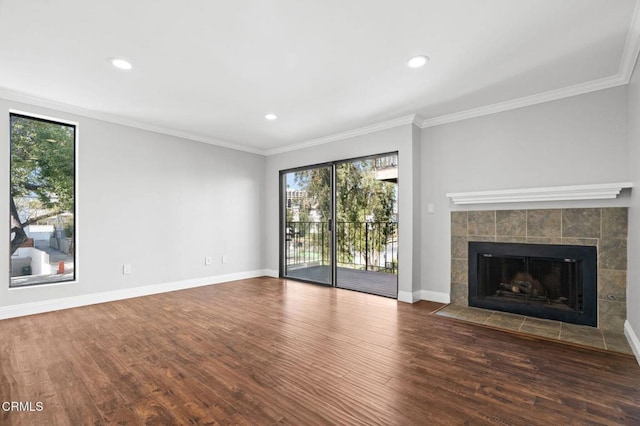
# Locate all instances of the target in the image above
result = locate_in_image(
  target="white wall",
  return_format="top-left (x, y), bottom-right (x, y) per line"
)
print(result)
top-left (0, 76), bottom-right (634, 329)
top-left (263, 124), bottom-right (423, 300)
top-left (13, 247), bottom-right (51, 276)
top-left (421, 86), bottom-right (630, 296)
top-left (0, 98), bottom-right (264, 312)
top-left (264, 88), bottom-right (629, 303)
top-left (25, 225), bottom-right (54, 241)
top-left (627, 57), bottom-right (640, 356)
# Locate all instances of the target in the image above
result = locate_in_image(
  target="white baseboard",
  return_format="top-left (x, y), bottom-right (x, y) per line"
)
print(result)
top-left (397, 290), bottom-right (421, 303)
top-left (398, 290), bottom-right (451, 304)
top-left (624, 320), bottom-right (640, 366)
top-left (0, 269), bottom-right (270, 321)
top-left (420, 290), bottom-right (451, 304)
top-left (262, 269), bottom-right (279, 278)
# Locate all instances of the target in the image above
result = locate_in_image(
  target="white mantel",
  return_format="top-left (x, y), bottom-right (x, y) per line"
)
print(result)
top-left (446, 182), bottom-right (633, 205)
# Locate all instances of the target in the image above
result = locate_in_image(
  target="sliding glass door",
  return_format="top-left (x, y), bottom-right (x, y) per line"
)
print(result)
top-left (335, 156), bottom-right (398, 297)
top-left (281, 165), bottom-right (333, 285)
top-left (280, 153), bottom-right (398, 298)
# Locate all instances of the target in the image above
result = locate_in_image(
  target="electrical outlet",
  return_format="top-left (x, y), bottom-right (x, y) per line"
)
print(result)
top-left (205, 256), bottom-right (212, 266)
top-left (221, 255), bottom-right (228, 264)
top-left (123, 264), bottom-right (132, 275)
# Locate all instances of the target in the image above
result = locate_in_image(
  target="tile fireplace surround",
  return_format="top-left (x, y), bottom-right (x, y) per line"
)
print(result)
top-left (451, 208), bottom-right (627, 332)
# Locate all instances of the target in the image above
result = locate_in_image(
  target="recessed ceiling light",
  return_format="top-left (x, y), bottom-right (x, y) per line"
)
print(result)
top-left (110, 58), bottom-right (132, 70)
top-left (265, 113), bottom-right (278, 120)
top-left (407, 55), bottom-right (429, 68)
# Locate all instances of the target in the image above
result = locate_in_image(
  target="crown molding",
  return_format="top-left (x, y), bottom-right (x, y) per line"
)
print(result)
top-left (2, 0), bottom-right (640, 157)
top-left (420, 74), bottom-right (627, 129)
top-left (0, 85), bottom-right (416, 157)
top-left (446, 182), bottom-right (633, 205)
top-left (421, 1), bottom-right (640, 130)
top-left (0, 87), bottom-right (265, 155)
top-left (412, 114), bottom-right (425, 127)
top-left (264, 114), bottom-right (418, 156)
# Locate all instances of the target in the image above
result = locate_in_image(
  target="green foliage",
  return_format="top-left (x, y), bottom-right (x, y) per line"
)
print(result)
top-left (336, 160), bottom-right (396, 266)
top-left (293, 167), bottom-right (331, 221)
top-left (11, 115), bottom-right (75, 215)
top-left (292, 158), bottom-right (396, 269)
top-left (64, 223), bottom-right (74, 238)
top-left (10, 115), bottom-right (75, 255)
top-left (336, 160), bottom-right (395, 224)
top-left (293, 161), bottom-right (396, 223)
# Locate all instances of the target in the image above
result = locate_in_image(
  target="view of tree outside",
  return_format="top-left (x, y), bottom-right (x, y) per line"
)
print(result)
top-left (285, 155), bottom-right (398, 274)
top-left (284, 167), bottom-right (332, 283)
top-left (335, 158), bottom-right (397, 272)
top-left (10, 114), bottom-right (76, 287)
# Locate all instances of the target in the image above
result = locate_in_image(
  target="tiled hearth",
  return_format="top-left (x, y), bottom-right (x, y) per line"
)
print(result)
top-left (435, 304), bottom-right (633, 355)
top-left (450, 208), bottom-right (628, 332)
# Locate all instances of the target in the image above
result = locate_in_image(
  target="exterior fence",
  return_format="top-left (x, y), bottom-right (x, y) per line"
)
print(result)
top-left (285, 221), bottom-right (398, 274)
top-left (375, 154), bottom-right (398, 169)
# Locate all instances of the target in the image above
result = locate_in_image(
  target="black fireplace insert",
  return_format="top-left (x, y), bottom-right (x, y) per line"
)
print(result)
top-left (468, 242), bottom-right (597, 326)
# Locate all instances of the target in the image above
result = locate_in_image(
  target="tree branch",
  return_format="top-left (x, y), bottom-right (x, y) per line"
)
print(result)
top-left (21, 210), bottom-right (64, 227)
top-left (10, 196), bottom-right (28, 255)
top-left (24, 183), bottom-right (41, 191)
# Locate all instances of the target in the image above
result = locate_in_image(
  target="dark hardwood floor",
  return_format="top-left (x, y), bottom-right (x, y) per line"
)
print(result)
top-left (1, 277), bottom-right (639, 425)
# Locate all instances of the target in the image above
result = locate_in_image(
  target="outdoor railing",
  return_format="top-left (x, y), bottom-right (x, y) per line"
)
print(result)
top-left (285, 221), bottom-right (398, 274)
top-left (374, 154), bottom-right (398, 170)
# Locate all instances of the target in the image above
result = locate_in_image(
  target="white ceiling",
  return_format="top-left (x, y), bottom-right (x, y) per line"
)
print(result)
top-left (1, 0), bottom-right (639, 155)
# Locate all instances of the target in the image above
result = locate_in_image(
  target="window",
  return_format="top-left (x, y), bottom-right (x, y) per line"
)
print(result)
top-left (9, 113), bottom-right (77, 287)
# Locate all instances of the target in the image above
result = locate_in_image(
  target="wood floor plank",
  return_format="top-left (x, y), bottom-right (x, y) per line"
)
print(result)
top-left (1, 277), bottom-right (639, 425)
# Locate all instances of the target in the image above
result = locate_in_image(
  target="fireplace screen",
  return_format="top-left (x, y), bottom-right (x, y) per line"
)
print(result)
top-left (469, 242), bottom-right (597, 326)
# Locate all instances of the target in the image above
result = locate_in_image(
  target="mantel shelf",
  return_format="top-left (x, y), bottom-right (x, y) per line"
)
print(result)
top-left (446, 182), bottom-right (633, 205)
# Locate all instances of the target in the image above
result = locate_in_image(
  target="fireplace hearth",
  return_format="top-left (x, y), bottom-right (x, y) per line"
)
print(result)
top-left (451, 208), bottom-right (628, 332)
top-left (468, 242), bottom-right (597, 326)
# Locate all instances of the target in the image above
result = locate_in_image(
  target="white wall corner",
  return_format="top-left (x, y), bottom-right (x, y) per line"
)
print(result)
top-left (619, 0), bottom-right (640, 82)
top-left (420, 290), bottom-right (451, 304)
top-left (397, 290), bottom-right (422, 303)
top-left (0, 270), bottom-right (267, 321)
top-left (261, 269), bottom-right (279, 278)
top-left (624, 320), bottom-right (640, 366)
top-left (412, 114), bottom-right (425, 127)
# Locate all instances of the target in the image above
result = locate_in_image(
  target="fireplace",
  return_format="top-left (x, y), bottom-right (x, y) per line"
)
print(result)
top-left (468, 242), bottom-right (597, 326)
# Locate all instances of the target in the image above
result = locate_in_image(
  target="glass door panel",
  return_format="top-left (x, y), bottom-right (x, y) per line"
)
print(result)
top-left (282, 166), bottom-right (332, 285)
top-left (335, 155), bottom-right (398, 297)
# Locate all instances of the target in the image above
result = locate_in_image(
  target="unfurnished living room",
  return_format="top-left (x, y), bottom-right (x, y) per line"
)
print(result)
top-left (2, 0), bottom-right (640, 424)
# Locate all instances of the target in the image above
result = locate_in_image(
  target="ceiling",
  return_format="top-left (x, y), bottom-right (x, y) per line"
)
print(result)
top-left (1, 0), bottom-right (639, 155)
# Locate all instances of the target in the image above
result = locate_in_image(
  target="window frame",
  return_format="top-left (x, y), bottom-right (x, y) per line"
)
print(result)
top-left (8, 110), bottom-right (79, 289)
